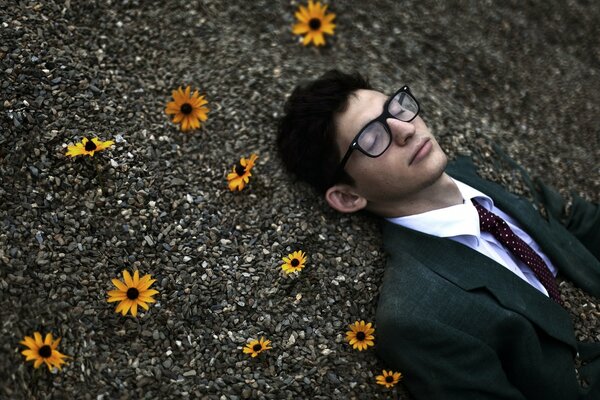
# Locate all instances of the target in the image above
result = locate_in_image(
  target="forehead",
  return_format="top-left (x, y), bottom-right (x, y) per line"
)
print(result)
top-left (335, 89), bottom-right (388, 145)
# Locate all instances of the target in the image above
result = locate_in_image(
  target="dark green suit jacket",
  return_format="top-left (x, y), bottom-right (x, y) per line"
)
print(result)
top-left (376, 157), bottom-right (600, 399)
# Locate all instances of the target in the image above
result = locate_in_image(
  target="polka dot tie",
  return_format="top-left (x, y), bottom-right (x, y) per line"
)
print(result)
top-left (471, 199), bottom-right (563, 305)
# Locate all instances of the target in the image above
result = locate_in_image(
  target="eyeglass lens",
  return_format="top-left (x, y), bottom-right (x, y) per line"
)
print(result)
top-left (358, 91), bottom-right (418, 157)
top-left (357, 121), bottom-right (389, 156)
top-left (389, 91), bottom-right (418, 121)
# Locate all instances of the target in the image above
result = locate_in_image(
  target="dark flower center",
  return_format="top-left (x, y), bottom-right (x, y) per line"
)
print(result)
top-left (127, 288), bottom-right (139, 299)
top-left (385, 375), bottom-right (394, 383)
top-left (39, 345), bottom-right (52, 358)
top-left (235, 162), bottom-right (246, 177)
top-left (180, 103), bottom-right (193, 114)
top-left (85, 139), bottom-right (97, 152)
top-left (309, 18), bottom-right (321, 30)
top-left (356, 331), bottom-right (366, 341)
top-left (253, 344), bottom-right (262, 352)
top-left (291, 259), bottom-right (300, 267)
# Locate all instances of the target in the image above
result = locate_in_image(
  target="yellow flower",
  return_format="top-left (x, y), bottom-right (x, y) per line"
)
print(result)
top-left (292, 0), bottom-right (336, 46)
top-left (376, 369), bottom-right (403, 388)
top-left (20, 332), bottom-right (69, 371)
top-left (281, 250), bottom-right (307, 274)
top-left (165, 85), bottom-right (209, 131)
top-left (227, 154), bottom-right (258, 191)
top-left (346, 320), bottom-right (375, 351)
top-left (107, 270), bottom-right (159, 317)
top-left (66, 137), bottom-right (114, 157)
top-left (242, 337), bottom-right (272, 358)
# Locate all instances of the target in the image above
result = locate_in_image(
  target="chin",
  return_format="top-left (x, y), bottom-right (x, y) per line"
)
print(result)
top-left (438, 151), bottom-right (449, 170)
top-left (421, 149), bottom-right (448, 186)
top-left (425, 143), bottom-right (447, 169)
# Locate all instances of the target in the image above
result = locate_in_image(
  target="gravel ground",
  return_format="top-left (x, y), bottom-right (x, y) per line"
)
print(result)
top-left (1, 0), bottom-right (599, 399)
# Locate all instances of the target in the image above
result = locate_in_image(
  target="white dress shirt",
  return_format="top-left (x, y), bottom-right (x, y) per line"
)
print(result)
top-left (386, 179), bottom-right (558, 297)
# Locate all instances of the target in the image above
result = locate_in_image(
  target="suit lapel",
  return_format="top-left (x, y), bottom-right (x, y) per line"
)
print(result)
top-left (447, 156), bottom-right (600, 298)
top-left (382, 220), bottom-right (577, 350)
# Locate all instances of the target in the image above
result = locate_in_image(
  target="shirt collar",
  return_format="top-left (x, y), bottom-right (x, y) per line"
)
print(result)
top-left (385, 178), bottom-right (494, 244)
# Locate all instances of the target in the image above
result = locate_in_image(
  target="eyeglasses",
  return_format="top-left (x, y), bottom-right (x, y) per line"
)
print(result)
top-left (333, 86), bottom-right (420, 182)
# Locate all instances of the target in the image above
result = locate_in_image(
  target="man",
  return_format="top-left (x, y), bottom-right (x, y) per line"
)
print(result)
top-left (276, 70), bottom-right (600, 399)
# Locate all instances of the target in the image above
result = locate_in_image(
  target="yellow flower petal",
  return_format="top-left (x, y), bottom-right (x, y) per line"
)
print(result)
top-left (293, 23), bottom-right (310, 34)
top-left (302, 32), bottom-right (314, 45)
top-left (44, 333), bottom-right (53, 346)
top-left (111, 278), bottom-right (128, 291)
top-left (140, 289), bottom-right (159, 298)
top-left (123, 270), bottom-right (133, 287)
top-left (116, 300), bottom-right (132, 315)
top-left (296, 5), bottom-right (309, 21)
top-left (21, 336), bottom-right (37, 349)
top-left (22, 349), bottom-right (38, 361)
top-left (172, 113), bottom-right (185, 123)
top-left (137, 275), bottom-right (154, 291)
top-left (33, 332), bottom-right (43, 346)
top-left (181, 116), bottom-right (190, 131)
top-left (107, 295), bottom-right (127, 302)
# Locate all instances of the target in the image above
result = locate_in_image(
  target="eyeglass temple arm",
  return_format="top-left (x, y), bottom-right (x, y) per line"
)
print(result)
top-left (331, 145), bottom-right (355, 185)
top-left (338, 145), bottom-right (355, 170)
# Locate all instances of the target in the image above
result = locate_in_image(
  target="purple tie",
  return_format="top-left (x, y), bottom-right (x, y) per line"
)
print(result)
top-left (471, 199), bottom-right (563, 305)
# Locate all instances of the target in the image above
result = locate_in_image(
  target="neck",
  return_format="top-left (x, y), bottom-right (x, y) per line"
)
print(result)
top-left (371, 173), bottom-right (463, 217)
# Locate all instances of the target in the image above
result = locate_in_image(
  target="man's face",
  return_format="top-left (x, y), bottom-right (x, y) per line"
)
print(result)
top-left (333, 89), bottom-right (448, 211)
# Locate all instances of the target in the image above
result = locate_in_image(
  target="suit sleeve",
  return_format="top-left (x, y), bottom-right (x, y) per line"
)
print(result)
top-left (377, 316), bottom-right (527, 400)
top-left (535, 180), bottom-right (600, 261)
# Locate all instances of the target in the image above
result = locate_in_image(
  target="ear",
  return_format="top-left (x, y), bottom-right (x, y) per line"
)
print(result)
top-left (325, 184), bottom-right (368, 213)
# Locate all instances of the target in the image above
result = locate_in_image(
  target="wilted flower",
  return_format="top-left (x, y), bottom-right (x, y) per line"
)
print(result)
top-left (242, 337), bottom-right (272, 358)
top-left (66, 137), bottom-right (114, 157)
top-left (227, 154), bottom-right (258, 191)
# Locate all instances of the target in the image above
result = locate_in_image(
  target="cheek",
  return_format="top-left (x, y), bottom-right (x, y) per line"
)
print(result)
top-left (414, 118), bottom-right (431, 133)
top-left (354, 155), bottom-right (407, 186)
top-left (348, 159), bottom-right (383, 187)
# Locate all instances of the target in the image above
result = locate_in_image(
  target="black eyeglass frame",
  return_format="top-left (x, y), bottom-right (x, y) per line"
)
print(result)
top-left (333, 86), bottom-right (420, 184)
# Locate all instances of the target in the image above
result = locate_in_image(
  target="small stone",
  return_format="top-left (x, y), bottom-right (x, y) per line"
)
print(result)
top-left (327, 372), bottom-right (340, 384)
top-left (144, 236), bottom-right (154, 246)
top-left (321, 348), bottom-right (333, 356)
top-left (242, 388), bottom-right (252, 399)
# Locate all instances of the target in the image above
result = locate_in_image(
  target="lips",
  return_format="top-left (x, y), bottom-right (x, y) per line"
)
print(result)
top-left (409, 138), bottom-right (431, 165)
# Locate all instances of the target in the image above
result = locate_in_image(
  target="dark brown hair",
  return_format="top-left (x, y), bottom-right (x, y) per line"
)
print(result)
top-left (277, 70), bottom-right (372, 194)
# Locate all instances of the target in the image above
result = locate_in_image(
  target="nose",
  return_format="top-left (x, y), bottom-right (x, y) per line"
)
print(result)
top-left (386, 118), bottom-right (416, 146)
